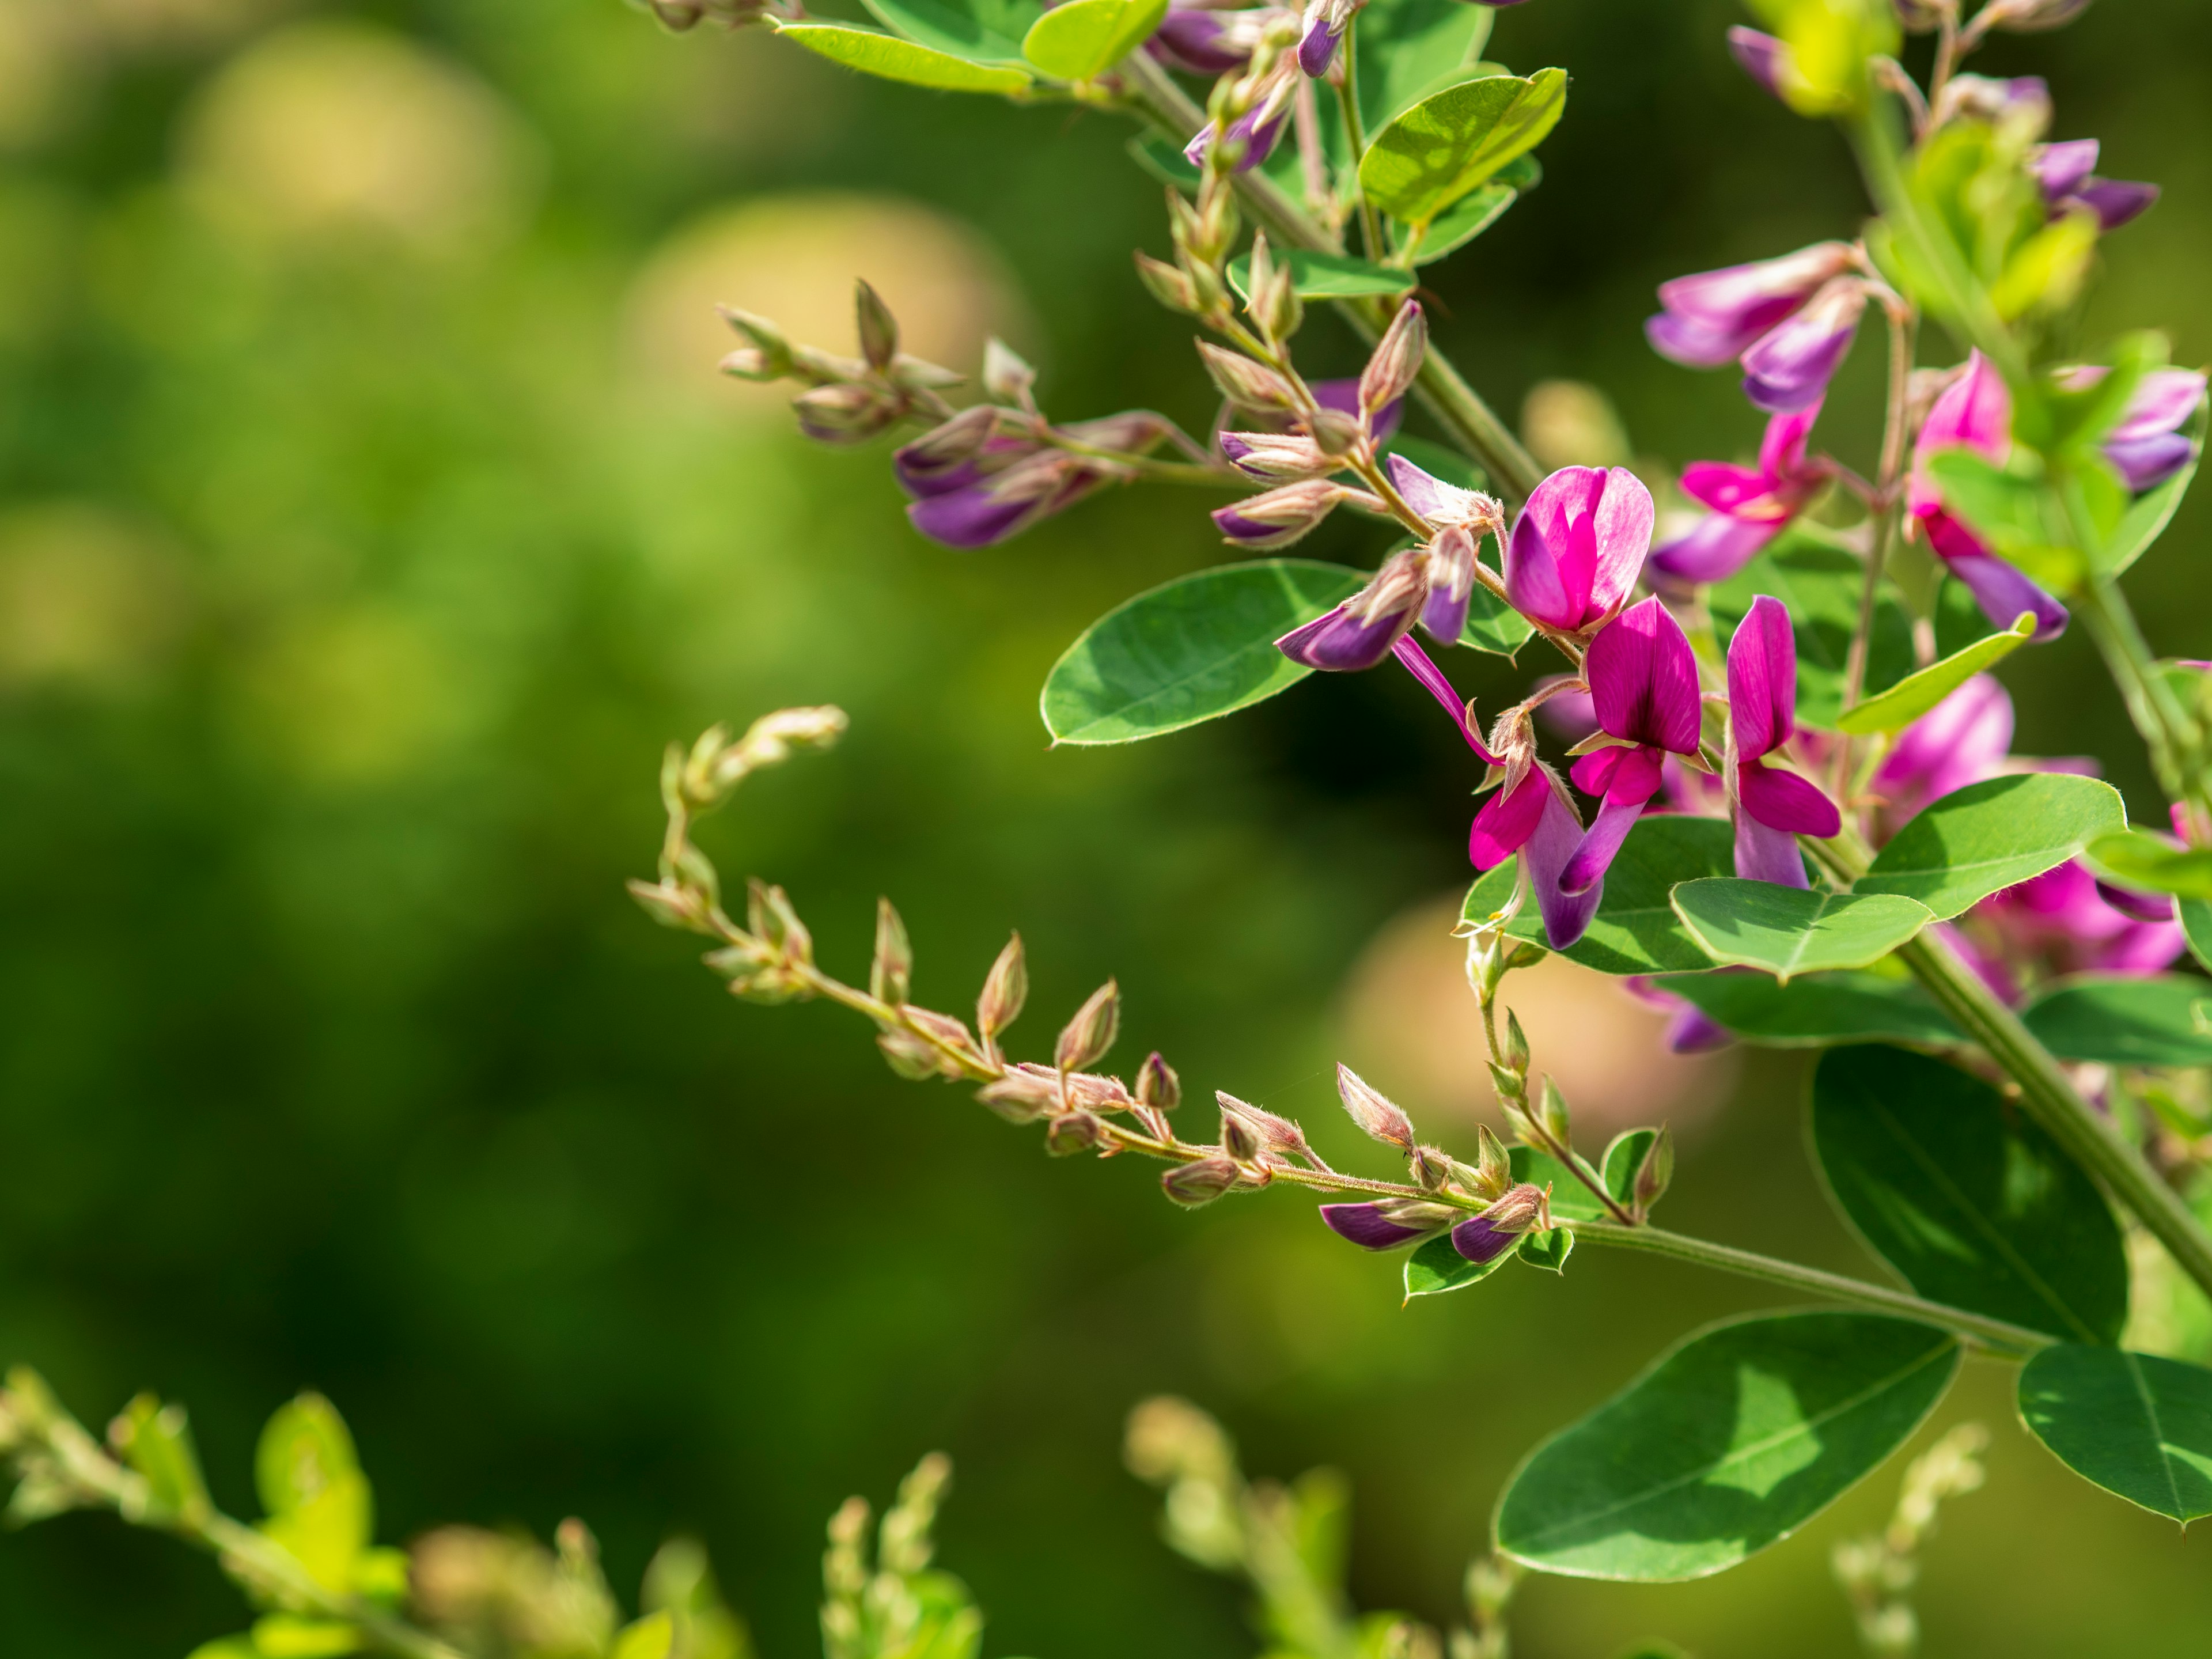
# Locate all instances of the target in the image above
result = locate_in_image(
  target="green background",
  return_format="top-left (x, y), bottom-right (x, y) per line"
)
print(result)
top-left (1, 0), bottom-right (2209, 1653)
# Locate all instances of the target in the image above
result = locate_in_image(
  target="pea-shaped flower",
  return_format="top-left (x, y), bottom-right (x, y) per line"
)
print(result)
top-left (1502, 465), bottom-right (1654, 632)
top-left (1726, 596), bottom-right (1841, 887)
top-left (1562, 597), bottom-right (1704, 896)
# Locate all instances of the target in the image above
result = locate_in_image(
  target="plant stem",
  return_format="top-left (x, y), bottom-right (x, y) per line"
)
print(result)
top-left (2074, 572), bottom-right (2210, 822)
top-left (1577, 1223), bottom-right (2054, 1355)
top-left (1334, 31), bottom-right (1384, 262)
top-left (1834, 301), bottom-right (1915, 803)
top-left (1116, 54), bottom-right (1544, 502)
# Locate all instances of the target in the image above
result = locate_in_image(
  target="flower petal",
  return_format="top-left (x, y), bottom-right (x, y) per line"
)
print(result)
top-left (1469, 767), bottom-right (1552, 870)
top-left (1320, 1202), bottom-right (1430, 1251)
top-left (1521, 776), bottom-right (1603, 949)
top-left (1505, 465), bottom-right (1604, 629)
top-left (1726, 593), bottom-right (1797, 762)
top-left (1649, 512), bottom-right (1779, 586)
top-left (1276, 601), bottom-right (1414, 672)
top-left (1562, 745), bottom-right (1664, 895)
top-left (1587, 596), bottom-right (1702, 753)
top-left (1909, 350), bottom-right (2012, 516)
top-left (1733, 805), bottom-right (1810, 887)
top-left (1740, 278), bottom-right (1865, 414)
top-left (1738, 758), bottom-right (1841, 836)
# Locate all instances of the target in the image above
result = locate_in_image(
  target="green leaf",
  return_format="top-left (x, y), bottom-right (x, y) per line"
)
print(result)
top-left (1652, 969), bottom-right (1962, 1048)
top-left (1020, 0), bottom-right (1165, 79)
top-left (256, 1395), bottom-right (372, 1592)
top-left (2181, 897), bottom-right (2212, 975)
top-left (860, 0), bottom-right (1042, 61)
top-left (249, 1618), bottom-right (362, 1659)
top-left (112, 1393), bottom-right (210, 1521)
top-left (775, 22), bottom-right (1034, 92)
top-left (1040, 560), bottom-right (1364, 744)
top-left (1405, 1232), bottom-right (1511, 1297)
top-left (2098, 397), bottom-right (2205, 577)
top-left (1518, 1227), bottom-right (1574, 1272)
top-left (1358, 69), bottom-right (1567, 228)
top-left (1671, 880), bottom-right (1933, 982)
top-left (1514, 1146), bottom-right (1605, 1224)
top-left (2081, 828), bottom-right (2212, 900)
top-left (1461, 815), bottom-right (1736, 974)
top-left (186, 1641), bottom-right (266, 1659)
top-left (1225, 249), bottom-right (1417, 301)
top-left (1356, 0), bottom-right (1493, 134)
top-left (2019, 974), bottom-right (2212, 1068)
top-left (1709, 530), bottom-right (1917, 731)
top-left (1126, 131), bottom-right (1201, 193)
top-left (1601, 1128), bottom-right (1659, 1209)
top-left (1393, 180), bottom-right (1517, 264)
top-left (2017, 1345), bottom-right (2212, 1522)
top-left (1853, 774), bottom-right (2127, 920)
top-left (611, 1613), bottom-right (677, 1659)
top-left (1834, 612), bottom-right (2035, 735)
top-left (1809, 1045), bottom-right (2127, 1345)
top-left (1493, 1312), bottom-right (1960, 1581)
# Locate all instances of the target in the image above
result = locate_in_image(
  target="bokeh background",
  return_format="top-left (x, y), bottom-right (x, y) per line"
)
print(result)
top-left (3, 0), bottom-right (2210, 1653)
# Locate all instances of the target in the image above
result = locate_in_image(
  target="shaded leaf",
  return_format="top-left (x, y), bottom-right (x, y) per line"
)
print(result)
top-left (1652, 969), bottom-right (1961, 1048)
top-left (1356, 0), bottom-right (1494, 134)
top-left (1462, 816), bottom-right (1736, 974)
top-left (2081, 828), bottom-right (2212, 900)
top-left (1358, 69), bottom-right (1567, 226)
top-left (1127, 131), bottom-right (1201, 193)
top-left (1601, 1128), bottom-right (1659, 1207)
top-left (1518, 1227), bottom-right (1574, 1272)
top-left (2181, 897), bottom-right (2212, 975)
top-left (2018, 1344), bottom-right (2212, 1522)
top-left (775, 22), bottom-right (1034, 91)
top-left (1854, 774), bottom-right (2127, 919)
top-left (1834, 612), bottom-right (2034, 735)
top-left (1041, 560), bottom-right (1363, 744)
top-left (1671, 880), bottom-right (1933, 981)
top-left (1810, 1045), bottom-right (2127, 1344)
top-left (1514, 1146), bottom-right (1605, 1224)
top-left (2020, 974), bottom-right (2212, 1068)
top-left (1021, 0), bottom-right (1166, 79)
top-left (1494, 1313), bottom-right (1960, 1581)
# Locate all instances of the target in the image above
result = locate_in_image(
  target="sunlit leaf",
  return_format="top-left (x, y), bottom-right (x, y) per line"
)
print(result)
top-left (1021, 0), bottom-right (1166, 79)
top-left (1404, 1232), bottom-right (1511, 1297)
top-left (1834, 612), bottom-right (2033, 735)
top-left (2020, 974), bottom-right (2212, 1068)
top-left (2081, 828), bottom-right (2212, 900)
top-left (775, 22), bottom-right (1035, 92)
top-left (1854, 774), bottom-right (2126, 919)
top-left (1225, 249), bottom-right (1417, 301)
top-left (861, 0), bottom-right (1043, 62)
top-left (1358, 69), bottom-right (1567, 227)
top-left (1671, 880), bottom-right (1933, 981)
top-left (1462, 816), bottom-right (1734, 973)
top-left (2018, 1345), bottom-right (2212, 1522)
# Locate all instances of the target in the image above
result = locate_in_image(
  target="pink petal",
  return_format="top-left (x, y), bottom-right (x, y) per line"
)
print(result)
top-left (1738, 757), bottom-right (1841, 836)
top-left (1505, 466), bottom-right (1605, 629)
top-left (1570, 743), bottom-right (1628, 797)
top-left (1586, 468), bottom-right (1657, 618)
top-left (1649, 512), bottom-right (1780, 586)
top-left (1522, 776), bottom-right (1603, 949)
top-left (1758, 400), bottom-right (1824, 480)
top-left (1561, 750), bottom-right (1664, 896)
top-left (1876, 673), bottom-right (2014, 818)
top-left (1587, 597), bottom-right (1702, 754)
top-left (1468, 768), bottom-right (1550, 870)
top-left (1680, 461), bottom-right (1775, 515)
top-left (1908, 351), bottom-right (2012, 516)
top-left (2110, 369), bottom-right (2208, 445)
top-left (1726, 593), bottom-right (1796, 762)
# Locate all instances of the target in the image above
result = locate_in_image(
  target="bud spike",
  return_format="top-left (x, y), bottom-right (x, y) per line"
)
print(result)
top-left (1055, 979), bottom-right (1121, 1074)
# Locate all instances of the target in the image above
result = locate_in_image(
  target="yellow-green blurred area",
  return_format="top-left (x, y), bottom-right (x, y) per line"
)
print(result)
top-left (2, 0), bottom-right (2210, 1653)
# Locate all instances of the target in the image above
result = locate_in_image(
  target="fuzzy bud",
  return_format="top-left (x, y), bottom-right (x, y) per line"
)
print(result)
top-left (1196, 342), bottom-right (1298, 411)
top-left (1502, 1009), bottom-right (1531, 1078)
top-left (1055, 979), bottom-right (1121, 1073)
top-left (983, 338), bottom-right (1037, 407)
top-left (871, 897), bottom-right (912, 1008)
top-left (1535, 1075), bottom-right (1570, 1145)
top-left (977, 1065), bottom-right (1060, 1123)
top-left (1487, 1061), bottom-right (1525, 1104)
top-left (1135, 1051), bottom-right (1181, 1111)
top-left (1132, 1104), bottom-right (1172, 1141)
top-left (978, 933), bottom-right (1028, 1039)
top-left (792, 383), bottom-right (903, 444)
top-left (1633, 1126), bottom-right (1676, 1216)
top-left (1046, 1111), bottom-right (1104, 1156)
top-left (854, 281), bottom-right (899, 373)
top-left (1976, 0), bottom-right (2093, 30)
top-left (1218, 1104), bottom-right (1263, 1162)
top-left (717, 306), bottom-right (793, 380)
top-left (1409, 1143), bottom-right (1453, 1192)
top-left (1162, 1156), bottom-right (1240, 1207)
top-left (1336, 1063), bottom-right (1415, 1150)
top-left (1244, 234), bottom-right (1302, 342)
top-left (1134, 251), bottom-right (1200, 315)
top-left (1218, 431), bottom-right (1333, 482)
top-left (880, 1029), bottom-right (953, 1081)
top-left (1218, 1092), bottom-right (1313, 1162)
top-left (1472, 1124), bottom-right (1513, 1202)
top-left (747, 879), bottom-right (812, 966)
top-left (1210, 479), bottom-right (1350, 550)
top-left (1359, 300), bottom-right (1426, 415)
top-left (1063, 1071), bottom-right (1133, 1113)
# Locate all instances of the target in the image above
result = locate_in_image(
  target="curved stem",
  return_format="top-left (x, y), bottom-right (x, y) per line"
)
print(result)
top-left (1577, 1223), bottom-right (2054, 1355)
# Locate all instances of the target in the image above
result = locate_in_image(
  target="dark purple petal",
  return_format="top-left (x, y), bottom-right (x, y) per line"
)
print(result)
top-left (1726, 26), bottom-right (1791, 101)
top-left (1276, 602), bottom-right (1413, 672)
top-left (2096, 881), bottom-right (2177, 925)
top-left (1522, 775), bottom-right (1602, 949)
top-left (2031, 138), bottom-right (2100, 200)
top-left (1666, 1004), bottom-right (1736, 1053)
top-left (1297, 14), bottom-right (1339, 76)
top-left (2105, 433), bottom-right (2196, 493)
top-left (907, 457), bottom-right (1099, 547)
top-left (1321, 1202), bottom-right (1430, 1251)
top-left (2066, 178), bottom-right (2159, 232)
top-left (1926, 515), bottom-right (2069, 641)
top-left (1313, 378), bottom-right (1404, 441)
top-left (1147, 7), bottom-right (1252, 75)
top-left (1449, 1211), bottom-right (1518, 1265)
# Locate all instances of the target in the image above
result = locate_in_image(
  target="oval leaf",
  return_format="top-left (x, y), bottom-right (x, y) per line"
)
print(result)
top-left (861, 0), bottom-right (1043, 62)
top-left (1651, 970), bottom-right (1962, 1048)
top-left (1393, 181), bottom-right (1516, 265)
top-left (1355, 0), bottom-right (1494, 134)
top-left (1494, 1312), bottom-right (1961, 1581)
top-left (2019, 973), bottom-right (2212, 1067)
top-left (1358, 69), bottom-right (1567, 227)
top-left (1600, 1128), bottom-right (1659, 1209)
top-left (776, 22), bottom-right (1035, 91)
top-left (1226, 249), bottom-right (1417, 301)
top-left (2018, 1344), bottom-right (2212, 1522)
top-left (1021, 0), bottom-right (1166, 79)
top-left (2081, 827), bottom-right (2212, 900)
top-left (1405, 1232), bottom-right (1512, 1298)
top-left (1462, 816), bottom-right (1736, 974)
top-left (1671, 880), bottom-right (1933, 982)
top-left (1041, 560), bottom-right (1363, 744)
top-left (1834, 611), bottom-right (2035, 736)
top-left (1810, 1045), bottom-right (2128, 1344)
top-left (1853, 773), bottom-right (2127, 919)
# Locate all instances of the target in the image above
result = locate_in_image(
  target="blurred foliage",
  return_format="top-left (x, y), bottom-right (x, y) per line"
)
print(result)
top-left (1, 1), bottom-right (2210, 1656)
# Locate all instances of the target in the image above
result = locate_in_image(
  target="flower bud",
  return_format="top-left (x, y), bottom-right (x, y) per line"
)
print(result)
top-left (1196, 342), bottom-right (1297, 411)
top-left (880, 1028), bottom-right (952, 1081)
top-left (1211, 479), bottom-right (1350, 550)
top-left (1306, 406), bottom-right (1363, 456)
top-left (1136, 1051), bottom-right (1181, 1111)
top-left (1134, 251), bottom-right (1200, 315)
top-left (1336, 1063), bottom-right (1415, 1149)
top-left (1046, 1110), bottom-right (1103, 1156)
top-left (1449, 1182), bottom-right (1550, 1264)
top-left (977, 1066), bottom-right (1060, 1123)
top-left (1218, 431), bottom-right (1334, 481)
top-left (855, 280), bottom-right (899, 373)
top-left (1162, 1157), bottom-right (1240, 1207)
top-left (1245, 234), bottom-right (1302, 342)
top-left (1890, 0), bottom-right (1951, 31)
top-left (1055, 979), bottom-right (1121, 1072)
top-left (792, 383), bottom-right (903, 444)
top-left (1502, 1009), bottom-right (1531, 1077)
top-left (1359, 301), bottom-right (1426, 415)
top-left (628, 878), bottom-right (707, 931)
top-left (1218, 1092), bottom-right (1313, 1162)
top-left (1218, 1104), bottom-right (1263, 1162)
top-left (747, 879), bottom-right (812, 966)
top-left (1976, 0), bottom-right (2093, 31)
top-left (1320, 1199), bottom-right (1451, 1250)
top-left (1535, 1075), bottom-right (1569, 1145)
top-left (717, 306), bottom-right (793, 380)
top-left (871, 897), bottom-right (913, 1008)
top-left (1487, 1061), bottom-right (1524, 1104)
top-left (904, 1006), bottom-right (976, 1057)
top-left (983, 338), bottom-right (1037, 407)
top-left (978, 932), bottom-right (1028, 1039)
top-left (1634, 1125), bottom-right (1676, 1216)
top-left (1472, 1124), bottom-right (1513, 1202)
top-left (1064, 1071), bottom-right (1133, 1113)
top-left (1410, 1143), bottom-right (1453, 1191)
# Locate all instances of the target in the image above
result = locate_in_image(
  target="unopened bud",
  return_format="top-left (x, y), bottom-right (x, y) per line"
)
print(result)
top-left (1134, 251), bottom-right (1200, 315)
top-left (855, 281), bottom-right (899, 373)
top-left (717, 306), bottom-right (793, 379)
top-left (978, 932), bottom-right (1028, 1039)
top-left (1976, 0), bottom-right (2093, 31)
top-left (1633, 1126), bottom-right (1675, 1215)
top-left (1359, 300), bottom-right (1426, 415)
top-left (1218, 1092), bottom-right (1312, 1161)
top-left (871, 898), bottom-right (913, 1007)
top-left (1218, 1104), bottom-right (1263, 1162)
top-left (1410, 1143), bottom-right (1453, 1191)
top-left (1210, 479), bottom-right (1349, 550)
top-left (628, 878), bottom-right (706, 931)
top-left (1487, 1061), bottom-right (1524, 1104)
top-left (880, 1028), bottom-right (951, 1082)
top-left (1504, 941), bottom-right (1548, 971)
top-left (1499, 1097), bottom-right (1539, 1147)
top-left (1064, 1071), bottom-right (1133, 1113)
top-left (903, 1006), bottom-right (975, 1058)
top-left (900, 404), bottom-right (996, 471)
top-left (1473, 1124), bottom-right (1513, 1201)
top-left (1535, 1075), bottom-right (1569, 1145)
top-left (1055, 979), bottom-right (1121, 1073)
top-left (1195, 173), bottom-right (1239, 264)
top-left (1502, 1010), bottom-right (1530, 1077)
top-left (1162, 1157), bottom-right (1239, 1207)
top-left (1336, 1063), bottom-right (1415, 1150)
top-left (1244, 234), bottom-right (1301, 342)
top-left (1046, 1111), bottom-right (1103, 1156)
top-left (1218, 431), bottom-right (1332, 482)
top-left (1196, 342), bottom-right (1297, 411)
top-left (977, 1065), bottom-right (1060, 1123)
top-left (982, 338), bottom-right (1037, 407)
top-left (1136, 1051), bottom-right (1181, 1111)
top-left (747, 879), bottom-right (812, 966)
top-left (793, 383), bottom-right (903, 444)
top-left (1306, 406), bottom-right (1363, 456)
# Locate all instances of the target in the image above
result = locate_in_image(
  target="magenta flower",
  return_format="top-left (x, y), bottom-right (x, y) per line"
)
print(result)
top-left (1908, 352), bottom-right (2067, 640)
top-left (2098, 368), bottom-right (2205, 491)
top-left (1650, 402), bottom-right (1827, 584)
top-left (1872, 673), bottom-right (2015, 830)
top-left (1502, 465), bottom-right (1654, 632)
top-left (1623, 975), bottom-right (1736, 1054)
top-left (1147, 4), bottom-right (1268, 74)
top-left (1562, 597), bottom-right (1705, 895)
top-left (1740, 277), bottom-right (1868, 414)
top-left (1647, 243), bottom-right (1865, 411)
top-left (2031, 138), bottom-right (2159, 233)
top-left (1726, 596), bottom-right (1840, 887)
top-left (1725, 26), bottom-right (1793, 102)
top-left (1319, 1200), bottom-right (1442, 1251)
top-left (1965, 859), bottom-right (2184, 1001)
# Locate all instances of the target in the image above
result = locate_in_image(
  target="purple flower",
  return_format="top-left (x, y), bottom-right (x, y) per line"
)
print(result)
top-left (1650, 402), bottom-right (1827, 584)
top-left (1562, 597), bottom-right (1705, 895)
top-left (1214, 479), bottom-right (1353, 549)
top-left (1503, 465), bottom-right (1655, 632)
top-left (1908, 351), bottom-right (2067, 640)
top-left (2031, 138), bottom-right (2158, 232)
top-left (1147, 4), bottom-right (1268, 74)
top-left (1623, 975), bottom-right (1736, 1053)
top-left (1726, 595), bottom-right (1840, 887)
top-left (1185, 68), bottom-right (1294, 174)
top-left (1725, 26), bottom-right (1794, 102)
top-left (2062, 365), bottom-right (2209, 492)
top-left (1297, 0), bottom-right (1355, 76)
top-left (1450, 1183), bottom-right (1548, 1263)
top-left (1966, 859), bottom-right (2184, 1001)
top-left (1740, 276), bottom-right (1867, 414)
top-left (896, 410), bottom-right (1173, 548)
top-left (1647, 242), bottom-right (1858, 369)
top-left (1320, 1200), bottom-right (1440, 1251)
top-left (1873, 673), bottom-right (2015, 830)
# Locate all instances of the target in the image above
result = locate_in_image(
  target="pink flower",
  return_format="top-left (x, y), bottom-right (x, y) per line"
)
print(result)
top-left (1647, 243), bottom-right (1866, 413)
top-left (1503, 465), bottom-right (1654, 632)
top-left (1726, 596), bottom-right (1841, 886)
top-left (1563, 598), bottom-right (1705, 895)
top-left (1650, 402), bottom-right (1827, 584)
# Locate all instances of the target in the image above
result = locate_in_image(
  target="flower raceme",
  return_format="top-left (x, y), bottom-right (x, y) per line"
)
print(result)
top-left (1646, 243), bottom-right (1867, 414)
top-left (1649, 402), bottom-right (1828, 585)
top-left (1725, 596), bottom-right (1841, 887)
top-left (895, 408), bottom-right (1176, 548)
